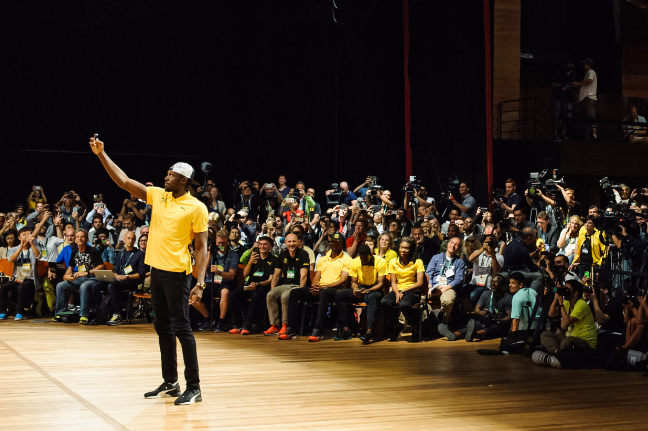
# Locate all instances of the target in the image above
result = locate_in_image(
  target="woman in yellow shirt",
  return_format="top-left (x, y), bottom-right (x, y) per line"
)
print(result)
top-left (375, 233), bottom-right (397, 263)
top-left (381, 237), bottom-right (426, 342)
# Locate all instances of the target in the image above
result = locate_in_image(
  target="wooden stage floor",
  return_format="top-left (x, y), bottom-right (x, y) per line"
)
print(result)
top-left (1, 321), bottom-right (647, 431)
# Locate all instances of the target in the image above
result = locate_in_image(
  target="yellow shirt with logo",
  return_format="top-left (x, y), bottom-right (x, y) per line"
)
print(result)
top-left (146, 187), bottom-right (208, 274)
top-left (388, 258), bottom-right (425, 291)
top-left (316, 250), bottom-right (353, 286)
top-left (375, 248), bottom-right (397, 265)
top-left (348, 256), bottom-right (387, 286)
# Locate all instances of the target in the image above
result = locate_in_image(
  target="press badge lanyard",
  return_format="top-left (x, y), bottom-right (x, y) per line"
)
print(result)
top-left (120, 251), bottom-right (134, 274)
top-left (441, 258), bottom-right (454, 276)
top-left (489, 293), bottom-right (499, 315)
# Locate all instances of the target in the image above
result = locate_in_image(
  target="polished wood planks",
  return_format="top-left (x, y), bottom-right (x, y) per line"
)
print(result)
top-left (1, 321), bottom-right (647, 430)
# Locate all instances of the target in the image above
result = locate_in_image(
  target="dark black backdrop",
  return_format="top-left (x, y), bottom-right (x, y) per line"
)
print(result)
top-left (3, 1), bottom-right (489, 212)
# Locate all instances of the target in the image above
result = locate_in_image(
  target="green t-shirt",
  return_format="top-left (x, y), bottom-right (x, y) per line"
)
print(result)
top-left (563, 299), bottom-right (598, 348)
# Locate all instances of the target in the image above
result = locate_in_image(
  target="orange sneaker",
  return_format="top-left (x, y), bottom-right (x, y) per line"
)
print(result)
top-left (264, 325), bottom-right (280, 336)
top-left (241, 329), bottom-right (251, 335)
top-left (228, 328), bottom-right (241, 334)
top-left (278, 323), bottom-right (288, 335)
top-left (308, 335), bottom-right (323, 342)
top-left (278, 328), bottom-right (297, 340)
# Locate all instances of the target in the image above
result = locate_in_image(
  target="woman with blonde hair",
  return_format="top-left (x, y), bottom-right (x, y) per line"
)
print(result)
top-left (375, 233), bottom-right (397, 263)
top-left (557, 215), bottom-right (582, 264)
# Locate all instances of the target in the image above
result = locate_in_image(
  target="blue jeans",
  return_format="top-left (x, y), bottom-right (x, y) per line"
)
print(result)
top-left (468, 284), bottom-right (489, 306)
top-left (55, 277), bottom-right (96, 317)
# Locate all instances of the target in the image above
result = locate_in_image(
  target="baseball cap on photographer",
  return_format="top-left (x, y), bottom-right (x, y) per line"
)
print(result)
top-left (169, 162), bottom-right (200, 187)
top-left (580, 58), bottom-right (593, 66)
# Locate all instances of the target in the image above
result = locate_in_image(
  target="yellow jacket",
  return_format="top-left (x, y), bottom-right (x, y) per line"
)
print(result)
top-left (573, 228), bottom-right (607, 265)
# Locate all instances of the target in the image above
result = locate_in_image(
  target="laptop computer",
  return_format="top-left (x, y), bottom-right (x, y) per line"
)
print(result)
top-left (94, 270), bottom-right (117, 282)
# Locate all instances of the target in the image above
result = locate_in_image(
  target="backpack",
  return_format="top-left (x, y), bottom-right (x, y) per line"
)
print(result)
top-left (94, 295), bottom-right (113, 325)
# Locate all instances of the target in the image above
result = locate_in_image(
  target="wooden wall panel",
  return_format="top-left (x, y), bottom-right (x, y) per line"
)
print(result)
top-left (622, 44), bottom-right (648, 99)
top-left (492, 0), bottom-right (521, 139)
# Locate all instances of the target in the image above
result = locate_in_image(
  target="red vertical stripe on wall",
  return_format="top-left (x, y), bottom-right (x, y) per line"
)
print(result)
top-left (403, 0), bottom-right (412, 180)
top-left (484, 0), bottom-right (494, 197)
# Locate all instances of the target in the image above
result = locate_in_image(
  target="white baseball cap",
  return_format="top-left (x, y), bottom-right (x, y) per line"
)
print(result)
top-left (169, 162), bottom-right (201, 187)
top-left (169, 162), bottom-right (195, 180)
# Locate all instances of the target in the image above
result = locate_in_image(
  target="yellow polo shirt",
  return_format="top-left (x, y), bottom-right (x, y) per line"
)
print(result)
top-left (375, 248), bottom-right (397, 265)
top-left (316, 250), bottom-right (353, 286)
top-left (146, 187), bottom-right (208, 274)
top-left (348, 256), bottom-right (387, 286)
top-left (388, 258), bottom-right (425, 290)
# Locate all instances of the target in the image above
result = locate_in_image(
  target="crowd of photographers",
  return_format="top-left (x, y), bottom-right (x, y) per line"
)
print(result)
top-left (1, 173), bottom-right (648, 371)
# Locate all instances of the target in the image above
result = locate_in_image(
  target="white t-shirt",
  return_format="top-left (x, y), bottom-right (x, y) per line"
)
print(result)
top-left (579, 69), bottom-right (597, 101)
top-left (558, 228), bottom-right (578, 256)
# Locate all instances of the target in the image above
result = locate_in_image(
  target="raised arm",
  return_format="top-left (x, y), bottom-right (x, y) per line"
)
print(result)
top-left (89, 135), bottom-right (146, 201)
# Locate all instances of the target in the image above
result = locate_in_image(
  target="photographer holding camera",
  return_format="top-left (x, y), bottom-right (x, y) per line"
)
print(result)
top-left (403, 186), bottom-right (435, 215)
top-left (541, 280), bottom-right (597, 355)
top-left (377, 189), bottom-right (396, 213)
top-left (439, 274), bottom-right (511, 341)
top-left (536, 211), bottom-right (560, 253)
top-left (55, 191), bottom-right (87, 226)
top-left (450, 182), bottom-right (477, 219)
top-left (545, 254), bottom-right (580, 284)
top-left (466, 234), bottom-right (503, 305)
top-left (353, 175), bottom-right (377, 199)
top-left (508, 208), bottom-right (535, 237)
top-left (590, 286), bottom-right (625, 335)
top-left (235, 181), bottom-right (260, 221)
top-left (495, 179), bottom-right (525, 215)
top-left (325, 181), bottom-right (357, 207)
top-left (92, 228), bottom-right (116, 264)
top-left (258, 182), bottom-right (283, 222)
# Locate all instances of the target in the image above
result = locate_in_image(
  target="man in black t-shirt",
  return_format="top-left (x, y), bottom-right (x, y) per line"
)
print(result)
top-left (54, 229), bottom-right (105, 324)
top-left (264, 233), bottom-right (310, 336)
top-left (228, 237), bottom-right (278, 334)
top-left (496, 178), bottom-right (525, 215)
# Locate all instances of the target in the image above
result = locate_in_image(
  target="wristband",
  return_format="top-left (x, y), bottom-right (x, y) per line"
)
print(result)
top-left (196, 282), bottom-right (206, 290)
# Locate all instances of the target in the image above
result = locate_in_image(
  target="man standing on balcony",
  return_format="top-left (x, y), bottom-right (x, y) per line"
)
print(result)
top-left (572, 58), bottom-right (597, 140)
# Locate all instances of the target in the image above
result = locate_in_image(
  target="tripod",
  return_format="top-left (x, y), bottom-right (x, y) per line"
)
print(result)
top-left (529, 206), bottom-right (538, 223)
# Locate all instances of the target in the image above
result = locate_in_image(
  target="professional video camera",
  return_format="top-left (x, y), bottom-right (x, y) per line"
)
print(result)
top-left (526, 169), bottom-right (566, 197)
top-left (595, 177), bottom-right (638, 234)
top-left (404, 176), bottom-right (422, 195)
top-left (599, 176), bottom-right (624, 193)
top-left (327, 183), bottom-right (342, 206)
top-left (366, 176), bottom-right (383, 205)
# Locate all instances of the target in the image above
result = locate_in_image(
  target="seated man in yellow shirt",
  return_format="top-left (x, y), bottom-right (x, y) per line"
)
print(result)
top-left (279, 233), bottom-right (352, 342)
top-left (540, 280), bottom-right (597, 367)
top-left (334, 244), bottom-right (387, 343)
